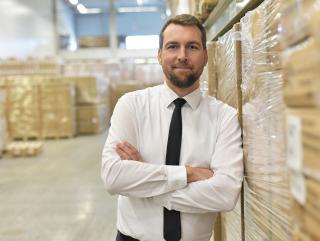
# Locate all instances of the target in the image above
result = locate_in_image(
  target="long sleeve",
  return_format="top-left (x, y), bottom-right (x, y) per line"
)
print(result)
top-left (101, 94), bottom-right (187, 198)
top-left (153, 111), bottom-right (243, 213)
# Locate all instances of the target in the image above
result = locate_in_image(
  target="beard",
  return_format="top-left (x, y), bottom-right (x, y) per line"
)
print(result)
top-left (167, 71), bottom-right (198, 89)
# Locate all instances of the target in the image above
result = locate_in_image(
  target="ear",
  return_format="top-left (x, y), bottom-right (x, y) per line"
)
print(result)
top-left (157, 48), bottom-right (162, 65)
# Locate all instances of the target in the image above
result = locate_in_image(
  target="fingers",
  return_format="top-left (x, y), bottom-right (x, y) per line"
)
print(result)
top-left (116, 142), bottom-right (143, 162)
top-left (186, 166), bottom-right (214, 183)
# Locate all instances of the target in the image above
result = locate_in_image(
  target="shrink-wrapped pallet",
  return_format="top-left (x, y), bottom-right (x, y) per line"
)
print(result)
top-left (214, 24), bottom-right (243, 241)
top-left (215, 24), bottom-right (242, 110)
top-left (281, 1), bottom-right (320, 240)
top-left (240, 0), bottom-right (293, 240)
top-left (5, 76), bottom-right (42, 139)
top-left (77, 104), bottom-right (109, 134)
top-left (40, 83), bottom-right (76, 138)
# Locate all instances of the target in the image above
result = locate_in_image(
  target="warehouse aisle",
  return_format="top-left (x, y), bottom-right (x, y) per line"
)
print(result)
top-left (0, 132), bottom-right (117, 241)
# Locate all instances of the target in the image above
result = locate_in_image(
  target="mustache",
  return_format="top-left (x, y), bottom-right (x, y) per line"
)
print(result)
top-left (172, 64), bottom-right (192, 68)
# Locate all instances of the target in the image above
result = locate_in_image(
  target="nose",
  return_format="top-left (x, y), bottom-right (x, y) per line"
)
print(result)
top-left (177, 47), bottom-right (187, 63)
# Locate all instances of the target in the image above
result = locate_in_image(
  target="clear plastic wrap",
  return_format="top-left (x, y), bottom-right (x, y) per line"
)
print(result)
top-left (280, 0), bottom-right (320, 47)
top-left (215, 24), bottom-right (241, 109)
top-left (4, 76), bottom-right (76, 139)
top-left (240, 0), bottom-right (293, 240)
top-left (282, 37), bottom-right (320, 108)
top-left (281, 2), bottom-right (320, 240)
top-left (206, 41), bottom-right (217, 97)
top-left (0, 58), bottom-right (61, 76)
top-left (220, 198), bottom-right (242, 241)
top-left (76, 104), bottom-right (109, 134)
top-left (40, 82), bottom-right (76, 138)
top-left (5, 76), bottom-right (42, 139)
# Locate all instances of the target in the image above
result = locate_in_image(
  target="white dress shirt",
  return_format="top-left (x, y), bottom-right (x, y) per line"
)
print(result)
top-left (101, 84), bottom-right (243, 241)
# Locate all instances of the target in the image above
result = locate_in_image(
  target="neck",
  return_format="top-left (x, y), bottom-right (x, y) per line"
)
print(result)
top-left (165, 80), bottom-right (199, 97)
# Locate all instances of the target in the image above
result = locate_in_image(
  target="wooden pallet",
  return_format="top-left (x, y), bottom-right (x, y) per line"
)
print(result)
top-left (5, 141), bottom-right (43, 157)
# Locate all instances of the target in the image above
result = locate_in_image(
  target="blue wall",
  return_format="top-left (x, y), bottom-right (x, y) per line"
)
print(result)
top-left (75, 12), bottom-right (166, 37)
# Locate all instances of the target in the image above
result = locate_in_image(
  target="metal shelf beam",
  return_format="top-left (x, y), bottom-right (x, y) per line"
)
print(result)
top-left (204, 0), bottom-right (264, 41)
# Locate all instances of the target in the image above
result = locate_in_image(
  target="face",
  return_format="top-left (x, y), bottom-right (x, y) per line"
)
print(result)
top-left (158, 24), bottom-right (208, 95)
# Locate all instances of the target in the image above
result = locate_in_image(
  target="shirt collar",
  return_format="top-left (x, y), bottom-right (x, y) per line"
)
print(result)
top-left (161, 83), bottom-right (201, 110)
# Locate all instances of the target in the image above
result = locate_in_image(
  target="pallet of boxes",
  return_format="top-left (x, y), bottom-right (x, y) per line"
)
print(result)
top-left (206, 23), bottom-right (243, 241)
top-left (71, 76), bottom-right (110, 135)
top-left (3, 75), bottom-right (76, 157)
top-left (240, 0), bottom-right (293, 240)
top-left (281, 1), bottom-right (320, 240)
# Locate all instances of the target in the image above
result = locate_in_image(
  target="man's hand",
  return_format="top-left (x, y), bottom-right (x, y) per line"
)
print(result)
top-left (116, 142), bottom-right (144, 162)
top-left (186, 166), bottom-right (214, 183)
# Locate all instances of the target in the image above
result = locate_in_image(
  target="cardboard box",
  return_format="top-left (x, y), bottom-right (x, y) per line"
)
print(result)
top-left (77, 104), bottom-right (109, 134)
top-left (293, 227), bottom-right (316, 241)
top-left (6, 79), bottom-right (41, 139)
top-left (283, 38), bottom-right (320, 107)
top-left (287, 108), bottom-right (320, 171)
top-left (280, 0), bottom-right (320, 47)
top-left (109, 82), bottom-right (155, 115)
top-left (40, 83), bottom-right (76, 138)
top-left (216, 24), bottom-right (242, 110)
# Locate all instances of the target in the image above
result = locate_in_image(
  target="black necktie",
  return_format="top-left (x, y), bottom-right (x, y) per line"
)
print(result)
top-left (164, 98), bottom-right (186, 241)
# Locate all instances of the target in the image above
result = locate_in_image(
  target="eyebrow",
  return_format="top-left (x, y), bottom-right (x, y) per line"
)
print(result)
top-left (164, 41), bottom-right (202, 47)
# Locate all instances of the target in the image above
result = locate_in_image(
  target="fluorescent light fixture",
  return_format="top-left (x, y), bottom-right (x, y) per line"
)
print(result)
top-left (69, 0), bottom-right (78, 5)
top-left (126, 35), bottom-right (159, 49)
top-left (76, 4), bottom-right (102, 14)
top-left (77, 4), bottom-right (88, 14)
top-left (86, 8), bottom-right (103, 14)
top-left (136, 0), bottom-right (143, 5)
top-left (118, 6), bottom-right (159, 13)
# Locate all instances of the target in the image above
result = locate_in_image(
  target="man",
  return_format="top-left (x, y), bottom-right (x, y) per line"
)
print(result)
top-left (101, 14), bottom-right (243, 241)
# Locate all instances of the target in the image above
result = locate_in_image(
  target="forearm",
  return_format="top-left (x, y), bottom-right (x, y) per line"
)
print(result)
top-left (153, 171), bottom-right (243, 213)
top-left (101, 142), bottom-right (187, 198)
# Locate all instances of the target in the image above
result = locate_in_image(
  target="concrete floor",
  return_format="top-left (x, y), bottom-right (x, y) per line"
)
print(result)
top-left (0, 132), bottom-right (117, 241)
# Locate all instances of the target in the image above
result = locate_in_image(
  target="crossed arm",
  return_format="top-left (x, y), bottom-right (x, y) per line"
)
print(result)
top-left (116, 142), bottom-right (214, 183)
top-left (101, 95), bottom-right (243, 213)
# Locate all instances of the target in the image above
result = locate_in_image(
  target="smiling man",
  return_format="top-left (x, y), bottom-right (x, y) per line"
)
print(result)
top-left (101, 14), bottom-right (243, 241)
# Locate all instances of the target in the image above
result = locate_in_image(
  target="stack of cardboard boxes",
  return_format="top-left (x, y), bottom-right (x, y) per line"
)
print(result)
top-left (281, 1), bottom-right (320, 240)
top-left (240, 0), bottom-right (293, 240)
top-left (4, 76), bottom-right (76, 139)
top-left (73, 76), bottom-right (109, 134)
top-left (209, 24), bottom-right (243, 241)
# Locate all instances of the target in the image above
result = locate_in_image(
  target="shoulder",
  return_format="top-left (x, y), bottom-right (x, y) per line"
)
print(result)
top-left (119, 84), bottom-right (162, 108)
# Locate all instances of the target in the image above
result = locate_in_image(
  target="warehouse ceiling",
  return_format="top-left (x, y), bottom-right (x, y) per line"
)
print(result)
top-left (76, 0), bottom-right (167, 12)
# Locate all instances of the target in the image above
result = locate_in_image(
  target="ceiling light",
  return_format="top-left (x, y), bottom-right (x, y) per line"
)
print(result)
top-left (118, 6), bottom-right (159, 13)
top-left (86, 8), bottom-right (103, 14)
top-left (77, 4), bottom-right (88, 14)
top-left (69, 0), bottom-right (78, 5)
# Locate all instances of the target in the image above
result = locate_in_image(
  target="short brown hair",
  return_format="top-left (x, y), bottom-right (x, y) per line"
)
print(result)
top-left (159, 14), bottom-right (206, 49)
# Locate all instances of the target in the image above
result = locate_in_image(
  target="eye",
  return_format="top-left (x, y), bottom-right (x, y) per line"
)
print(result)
top-left (166, 44), bottom-right (178, 49)
top-left (188, 45), bottom-right (199, 50)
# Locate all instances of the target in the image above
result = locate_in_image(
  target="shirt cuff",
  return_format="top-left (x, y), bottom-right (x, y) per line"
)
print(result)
top-left (166, 165), bottom-right (187, 192)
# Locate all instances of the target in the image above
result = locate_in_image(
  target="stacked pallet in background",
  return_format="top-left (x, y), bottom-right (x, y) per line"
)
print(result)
top-left (109, 81), bottom-right (156, 115)
top-left (3, 76), bottom-right (76, 139)
top-left (240, 0), bottom-right (293, 240)
top-left (190, 0), bottom-right (218, 23)
top-left (281, 1), bottom-right (320, 240)
top-left (72, 76), bottom-right (109, 134)
top-left (0, 58), bottom-right (61, 76)
top-left (206, 42), bottom-right (218, 97)
top-left (62, 60), bottom-right (114, 134)
top-left (205, 24), bottom-right (243, 241)
top-left (0, 83), bottom-right (8, 156)
top-left (5, 76), bottom-right (42, 139)
top-left (40, 78), bottom-right (76, 138)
